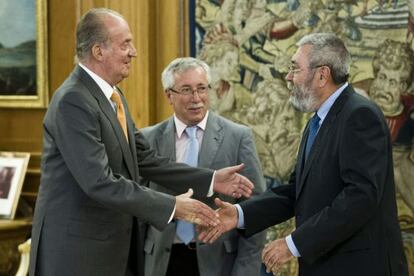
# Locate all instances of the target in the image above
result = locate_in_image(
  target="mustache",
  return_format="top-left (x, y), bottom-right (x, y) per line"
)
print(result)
top-left (188, 103), bottom-right (204, 109)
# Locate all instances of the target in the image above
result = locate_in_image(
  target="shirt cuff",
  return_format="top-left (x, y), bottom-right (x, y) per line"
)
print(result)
top-left (168, 205), bottom-right (176, 224)
top-left (207, 171), bottom-right (215, 197)
top-left (235, 204), bottom-right (245, 229)
top-left (286, 234), bottom-right (301, 257)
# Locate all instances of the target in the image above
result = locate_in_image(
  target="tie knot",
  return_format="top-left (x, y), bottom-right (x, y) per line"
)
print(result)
top-left (185, 126), bottom-right (198, 139)
top-left (111, 91), bottom-right (122, 105)
top-left (310, 114), bottom-right (320, 129)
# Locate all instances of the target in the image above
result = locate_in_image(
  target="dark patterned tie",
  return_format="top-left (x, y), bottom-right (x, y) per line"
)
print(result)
top-left (305, 114), bottom-right (320, 160)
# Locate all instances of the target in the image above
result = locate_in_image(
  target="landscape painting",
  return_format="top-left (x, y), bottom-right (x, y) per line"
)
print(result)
top-left (0, 0), bottom-right (48, 108)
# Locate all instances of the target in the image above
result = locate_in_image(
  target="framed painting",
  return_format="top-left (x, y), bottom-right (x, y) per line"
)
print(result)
top-left (0, 0), bottom-right (48, 108)
top-left (0, 152), bottom-right (30, 219)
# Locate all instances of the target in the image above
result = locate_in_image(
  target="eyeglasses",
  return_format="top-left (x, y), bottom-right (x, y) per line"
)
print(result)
top-left (287, 64), bottom-right (328, 75)
top-left (169, 85), bottom-right (210, 96)
top-left (287, 65), bottom-right (304, 75)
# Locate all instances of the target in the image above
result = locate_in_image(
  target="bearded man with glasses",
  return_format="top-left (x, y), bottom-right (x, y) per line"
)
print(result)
top-left (199, 32), bottom-right (408, 276)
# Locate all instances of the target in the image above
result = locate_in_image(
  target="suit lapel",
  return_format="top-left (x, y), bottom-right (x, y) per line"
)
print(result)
top-left (199, 113), bottom-right (223, 168)
top-left (75, 66), bottom-right (136, 179)
top-left (155, 118), bottom-right (176, 161)
top-left (295, 122), bottom-right (310, 198)
top-left (296, 86), bottom-right (352, 199)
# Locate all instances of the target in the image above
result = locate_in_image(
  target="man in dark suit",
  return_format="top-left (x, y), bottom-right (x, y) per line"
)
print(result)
top-left (29, 8), bottom-right (254, 276)
top-left (200, 33), bottom-right (408, 276)
top-left (142, 57), bottom-right (266, 276)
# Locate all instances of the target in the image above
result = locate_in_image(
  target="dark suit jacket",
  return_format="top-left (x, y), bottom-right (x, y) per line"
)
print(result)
top-left (141, 112), bottom-right (266, 276)
top-left (240, 86), bottom-right (408, 276)
top-left (29, 65), bottom-right (214, 276)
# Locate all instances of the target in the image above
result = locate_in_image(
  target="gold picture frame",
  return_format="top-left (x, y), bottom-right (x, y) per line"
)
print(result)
top-left (0, 152), bottom-right (30, 219)
top-left (0, 0), bottom-right (48, 108)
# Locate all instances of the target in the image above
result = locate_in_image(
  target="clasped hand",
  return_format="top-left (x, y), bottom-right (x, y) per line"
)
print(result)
top-left (262, 238), bottom-right (294, 275)
top-left (174, 163), bottom-right (254, 227)
top-left (197, 198), bottom-right (238, 243)
top-left (175, 189), bottom-right (219, 226)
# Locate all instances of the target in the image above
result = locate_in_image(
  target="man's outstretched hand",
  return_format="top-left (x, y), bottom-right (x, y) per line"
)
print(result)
top-left (198, 198), bottom-right (238, 243)
top-left (213, 164), bottom-right (254, 198)
top-left (175, 189), bottom-right (219, 227)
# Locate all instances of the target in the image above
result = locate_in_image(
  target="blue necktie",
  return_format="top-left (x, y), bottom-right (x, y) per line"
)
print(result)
top-left (176, 126), bottom-right (199, 244)
top-left (305, 114), bottom-right (320, 160)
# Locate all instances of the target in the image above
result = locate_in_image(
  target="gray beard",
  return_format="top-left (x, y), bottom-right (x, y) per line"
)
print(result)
top-left (289, 85), bottom-right (318, 113)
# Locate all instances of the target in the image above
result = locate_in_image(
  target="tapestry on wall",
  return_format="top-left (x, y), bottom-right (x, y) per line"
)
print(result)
top-left (192, 0), bottom-right (414, 274)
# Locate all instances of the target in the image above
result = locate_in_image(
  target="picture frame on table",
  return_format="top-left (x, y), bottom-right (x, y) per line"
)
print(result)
top-left (0, 152), bottom-right (30, 219)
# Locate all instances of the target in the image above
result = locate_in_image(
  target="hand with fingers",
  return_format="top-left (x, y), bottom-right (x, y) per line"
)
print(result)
top-left (175, 189), bottom-right (220, 227)
top-left (213, 164), bottom-right (254, 199)
top-left (198, 198), bottom-right (238, 243)
top-left (262, 238), bottom-right (294, 275)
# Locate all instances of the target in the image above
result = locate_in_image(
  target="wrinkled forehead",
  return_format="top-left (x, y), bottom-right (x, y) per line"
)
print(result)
top-left (103, 14), bottom-right (131, 37)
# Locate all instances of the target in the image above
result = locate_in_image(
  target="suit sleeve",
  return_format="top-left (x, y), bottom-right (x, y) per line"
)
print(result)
top-left (292, 106), bottom-right (390, 263)
top-left (134, 130), bottom-right (212, 198)
top-left (240, 181), bottom-right (296, 236)
top-left (54, 92), bottom-right (175, 230)
top-left (232, 128), bottom-right (267, 275)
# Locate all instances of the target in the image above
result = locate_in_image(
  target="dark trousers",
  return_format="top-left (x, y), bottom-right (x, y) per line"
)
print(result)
top-left (166, 243), bottom-right (200, 276)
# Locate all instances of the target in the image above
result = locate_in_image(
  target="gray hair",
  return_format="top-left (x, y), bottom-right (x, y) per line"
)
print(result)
top-left (76, 8), bottom-right (124, 60)
top-left (297, 33), bottom-right (351, 84)
top-left (161, 57), bottom-right (211, 90)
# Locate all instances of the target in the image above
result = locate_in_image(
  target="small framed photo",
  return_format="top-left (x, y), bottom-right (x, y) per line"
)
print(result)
top-left (0, 152), bottom-right (30, 219)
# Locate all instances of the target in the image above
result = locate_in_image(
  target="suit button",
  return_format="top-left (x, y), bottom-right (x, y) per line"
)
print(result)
top-left (126, 228), bottom-right (131, 234)
top-left (165, 247), bottom-right (170, 252)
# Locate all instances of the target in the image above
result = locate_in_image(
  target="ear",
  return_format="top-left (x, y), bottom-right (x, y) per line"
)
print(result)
top-left (91, 44), bottom-right (104, 61)
top-left (318, 66), bottom-right (330, 87)
top-left (165, 90), bottom-right (174, 105)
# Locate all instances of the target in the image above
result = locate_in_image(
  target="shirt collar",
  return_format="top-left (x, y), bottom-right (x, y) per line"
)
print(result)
top-left (78, 62), bottom-right (117, 100)
top-left (173, 111), bottom-right (209, 138)
top-left (317, 82), bottom-right (348, 123)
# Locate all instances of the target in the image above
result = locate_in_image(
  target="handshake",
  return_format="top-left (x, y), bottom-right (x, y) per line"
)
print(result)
top-left (175, 194), bottom-right (293, 275)
top-left (173, 164), bottom-right (250, 228)
top-left (173, 164), bottom-right (294, 275)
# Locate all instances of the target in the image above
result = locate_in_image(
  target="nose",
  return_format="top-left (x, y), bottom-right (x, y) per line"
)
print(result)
top-left (129, 43), bottom-right (137, 57)
top-left (191, 91), bottom-right (202, 101)
top-left (285, 70), bottom-right (293, 81)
